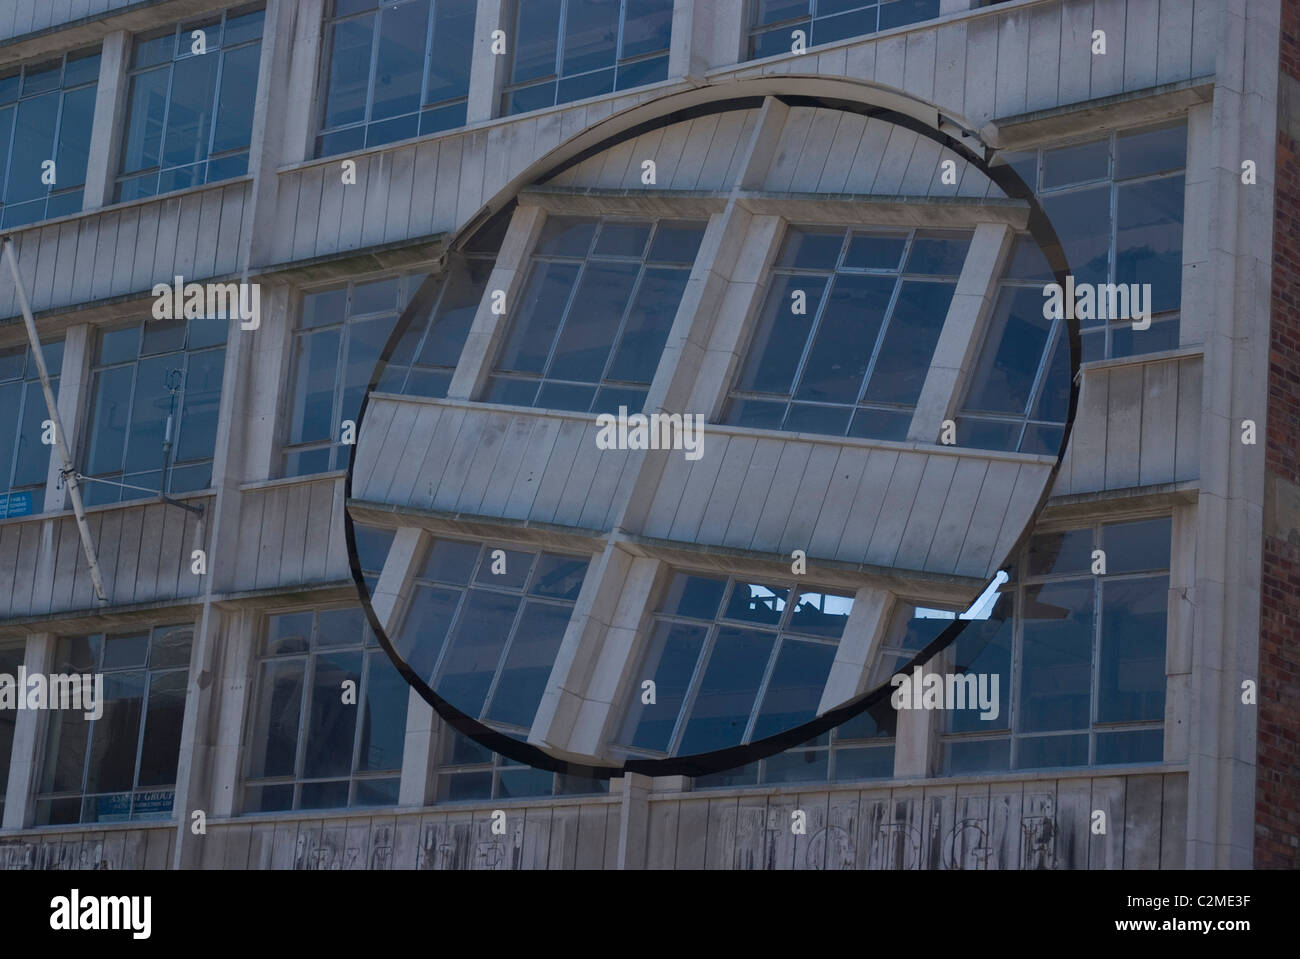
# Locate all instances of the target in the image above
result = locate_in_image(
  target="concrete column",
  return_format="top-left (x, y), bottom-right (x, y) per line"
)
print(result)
top-left (81, 31), bottom-right (130, 211)
top-left (939, 0), bottom-right (977, 14)
top-left (670, 0), bottom-right (734, 80)
top-left (818, 587), bottom-right (895, 714)
top-left (225, 283), bottom-right (294, 484)
top-left (907, 222), bottom-right (1015, 443)
top-left (529, 545), bottom-right (664, 760)
top-left (467, 0), bottom-right (509, 124)
top-left (893, 692), bottom-right (934, 779)
top-left (170, 603), bottom-right (239, 867)
top-left (44, 322), bottom-right (92, 514)
top-left (398, 689), bottom-right (442, 807)
top-left (616, 771), bottom-right (652, 869)
top-left (2, 633), bottom-right (54, 830)
top-left (278, 0), bottom-right (327, 168)
top-left (244, 0), bottom-right (311, 269)
top-left (203, 608), bottom-right (258, 818)
top-left (447, 202), bottom-right (547, 400)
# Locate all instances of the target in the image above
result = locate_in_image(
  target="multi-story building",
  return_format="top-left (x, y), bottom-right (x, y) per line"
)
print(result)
top-left (0, 0), bottom-right (1292, 871)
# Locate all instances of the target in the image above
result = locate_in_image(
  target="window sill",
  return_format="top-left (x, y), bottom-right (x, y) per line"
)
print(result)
top-left (238, 470), bottom-right (347, 493)
top-left (1080, 344), bottom-right (1203, 374)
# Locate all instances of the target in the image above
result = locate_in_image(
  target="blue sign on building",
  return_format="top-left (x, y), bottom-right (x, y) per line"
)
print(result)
top-left (0, 491), bottom-right (34, 519)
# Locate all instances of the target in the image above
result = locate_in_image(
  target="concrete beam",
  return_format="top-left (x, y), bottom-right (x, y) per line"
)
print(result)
top-left (466, 0), bottom-right (508, 124)
top-left (818, 586), bottom-right (895, 714)
top-left (81, 30), bottom-right (130, 212)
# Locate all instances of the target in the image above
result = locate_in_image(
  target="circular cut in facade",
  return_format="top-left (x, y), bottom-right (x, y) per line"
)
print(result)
top-left (344, 80), bottom-right (1081, 778)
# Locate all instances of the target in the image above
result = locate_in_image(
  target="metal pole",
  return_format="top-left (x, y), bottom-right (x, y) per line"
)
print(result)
top-left (2, 236), bottom-right (108, 603)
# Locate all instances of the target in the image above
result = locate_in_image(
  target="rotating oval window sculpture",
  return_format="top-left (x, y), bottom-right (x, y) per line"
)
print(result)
top-left (344, 87), bottom-right (1083, 781)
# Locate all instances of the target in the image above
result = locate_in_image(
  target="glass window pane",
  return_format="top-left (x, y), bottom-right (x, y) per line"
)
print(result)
top-left (7, 93), bottom-right (58, 203)
top-left (1015, 733), bottom-right (1088, 769)
top-left (619, 622), bottom-right (703, 751)
top-left (356, 650), bottom-right (408, 771)
top-left (622, 0), bottom-right (674, 58)
top-left (371, 0), bottom-right (429, 120)
top-left (862, 281), bottom-right (954, 405)
top-left (945, 737), bottom-right (1009, 774)
top-left (434, 590), bottom-right (518, 717)
top-left (84, 366), bottom-right (133, 477)
top-left (787, 589), bottom-right (853, 638)
top-left (1042, 186), bottom-right (1111, 292)
top-left (844, 232), bottom-right (906, 270)
top-left (84, 671), bottom-right (146, 793)
top-left (904, 234), bottom-right (971, 275)
top-left (427, 0), bottom-right (475, 105)
top-left (484, 600), bottom-right (572, 727)
top-left (161, 53), bottom-right (220, 168)
top-left (1042, 137), bottom-right (1109, 189)
top-left (495, 262), bottom-right (581, 373)
top-left (513, 0), bottom-right (562, 83)
top-left (137, 670), bottom-right (188, 787)
top-left (677, 626), bottom-right (774, 754)
top-left (322, 16), bottom-right (374, 130)
top-left (661, 574), bottom-right (726, 620)
top-left (794, 274), bottom-right (892, 403)
top-left (420, 538), bottom-right (479, 584)
top-left (1116, 176), bottom-right (1184, 315)
top-left (1097, 576), bottom-right (1168, 723)
top-left (562, 0), bottom-right (620, 76)
top-left (397, 584), bottom-right (461, 684)
top-left (302, 651), bottom-right (363, 778)
top-left (724, 581), bottom-right (788, 626)
top-left (750, 639), bottom-right (836, 740)
top-left (1018, 580), bottom-right (1094, 733)
top-left (54, 85), bottom-right (96, 189)
top-left (1102, 517), bottom-right (1172, 572)
top-left (738, 275), bottom-right (826, 394)
top-left (1095, 728), bottom-right (1162, 764)
top-left (211, 43), bottom-right (260, 153)
top-left (1116, 124), bottom-right (1187, 179)
top-left (529, 553), bottom-right (587, 600)
top-left (248, 660), bottom-right (304, 778)
top-left (547, 262), bottom-right (639, 381)
top-left (963, 286), bottom-right (1054, 416)
top-left (1027, 528), bottom-right (1094, 577)
top-left (173, 347), bottom-right (225, 465)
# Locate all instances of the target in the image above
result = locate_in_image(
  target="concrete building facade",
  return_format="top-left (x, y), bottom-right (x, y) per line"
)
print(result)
top-left (0, 0), bottom-right (1291, 870)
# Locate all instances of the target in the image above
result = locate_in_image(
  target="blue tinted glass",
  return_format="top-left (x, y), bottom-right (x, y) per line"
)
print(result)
top-left (750, 640), bottom-right (836, 740)
top-left (737, 275), bottom-right (826, 393)
top-left (844, 232), bottom-right (906, 270)
top-left (1015, 733), bottom-right (1088, 769)
top-left (7, 94), bottom-right (58, 203)
top-left (878, 0), bottom-right (939, 30)
top-left (434, 590), bottom-right (518, 716)
top-left (605, 266), bottom-right (689, 383)
top-left (963, 286), bottom-right (1054, 415)
top-left (1042, 186), bottom-right (1111, 290)
top-left (1042, 137), bottom-right (1109, 189)
top-left (754, 0), bottom-right (809, 27)
top-left (548, 262), bottom-right (639, 380)
top-left (1116, 124), bottom-right (1186, 179)
top-left (677, 627), bottom-right (773, 753)
top-left (161, 53), bottom-right (219, 167)
top-left (1018, 580), bottom-right (1094, 732)
top-left (120, 68), bottom-right (170, 173)
top-left (224, 9), bottom-right (266, 46)
top-left (945, 737), bottom-right (1009, 773)
top-left (371, 0), bottom-right (429, 120)
top-left (212, 43), bottom-right (260, 153)
top-left (397, 585), bottom-right (459, 683)
top-left (1097, 576), bottom-right (1167, 723)
top-left (620, 621), bottom-right (705, 751)
top-left (1116, 176), bottom-right (1184, 315)
top-left (427, 0), bottom-right (474, 104)
top-left (833, 744), bottom-right (894, 780)
top-left (63, 52), bottom-right (102, 87)
top-left (778, 227), bottom-right (843, 268)
top-left (421, 539), bottom-right (479, 583)
top-left (794, 273), bottom-right (891, 403)
top-left (1102, 517), bottom-right (1171, 573)
top-left (661, 574), bottom-right (726, 619)
top-left (54, 86), bottom-right (96, 188)
top-left (485, 600), bottom-right (572, 727)
top-left (904, 234), bottom-right (971, 275)
top-left (622, 0), bottom-right (674, 57)
top-left (1095, 728), bottom-right (1162, 764)
top-left (474, 547), bottom-right (532, 589)
top-left (495, 262), bottom-right (580, 372)
top-left (862, 280), bottom-right (954, 404)
top-left (787, 590), bottom-right (853, 637)
top-left (530, 554), bottom-right (587, 600)
top-left (513, 0), bottom-right (562, 82)
top-left (562, 0), bottom-right (620, 76)
top-left (765, 745), bottom-right (828, 783)
top-left (322, 16), bottom-right (374, 129)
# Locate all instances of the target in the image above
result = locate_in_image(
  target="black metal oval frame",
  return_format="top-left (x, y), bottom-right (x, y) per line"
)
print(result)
top-left (343, 89), bottom-right (1082, 780)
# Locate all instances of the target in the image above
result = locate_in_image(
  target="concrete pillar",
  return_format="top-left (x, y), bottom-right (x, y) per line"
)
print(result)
top-left (616, 771), bottom-right (653, 868)
top-left (43, 323), bottom-right (92, 514)
top-left (529, 545), bottom-right (664, 760)
top-left (818, 586), bottom-right (895, 714)
top-left (1164, 502), bottom-right (1197, 764)
top-left (81, 31), bottom-right (130, 211)
top-left (1179, 103), bottom-right (1214, 347)
top-left (670, 0), bottom-right (734, 80)
top-left (467, 0), bottom-right (509, 124)
top-left (398, 689), bottom-right (442, 807)
top-left (170, 604), bottom-right (240, 867)
top-left (447, 202), bottom-right (547, 400)
top-left (224, 283), bottom-right (293, 484)
top-left (893, 692), bottom-right (934, 779)
top-left (1, 633), bottom-right (54, 830)
top-left (203, 608), bottom-right (259, 818)
top-left (907, 222), bottom-right (1015, 443)
top-left (278, 0), bottom-right (327, 168)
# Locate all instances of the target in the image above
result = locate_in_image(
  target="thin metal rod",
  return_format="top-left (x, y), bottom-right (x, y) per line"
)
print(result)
top-left (2, 236), bottom-right (108, 603)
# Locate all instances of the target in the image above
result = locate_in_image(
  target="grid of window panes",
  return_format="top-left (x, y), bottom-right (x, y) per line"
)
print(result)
top-left (1003, 121), bottom-right (1187, 360)
top-left (940, 516), bottom-right (1171, 773)
top-left (283, 273), bottom-right (419, 477)
top-left (0, 48), bottom-right (99, 228)
top-left (724, 225), bottom-right (972, 441)
top-left (953, 234), bottom-right (1071, 454)
top-left (243, 605), bottom-right (409, 812)
top-left (116, 5), bottom-right (265, 202)
top-left (616, 573), bottom-right (854, 759)
top-left (436, 727), bottom-right (610, 801)
top-left (81, 317), bottom-right (227, 506)
top-left (316, 0), bottom-right (475, 158)
top-left (0, 643), bottom-right (22, 821)
top-left (35, 625), bottom-right (194, 826)
top-left (748, 0), bottom-right (940, 60)
top-left (485, 216), bottom-right (705, 414)
top-left (0, 340), bottom-right (61, 519)
top-left (502, 0), bottom-right (674, 115)
top-left (396, 539), bottom-right (589, 737)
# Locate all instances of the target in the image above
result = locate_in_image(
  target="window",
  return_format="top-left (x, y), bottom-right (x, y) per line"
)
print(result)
top-left (486, 215), bottom-right (705, 413)
top-left (502, 0), bottom-right (674, 115)
top-left (396, 538), bottom-right (589, 737)
top-left (1002, 122), bottom-right (1187, 361)
top-left (353, 522), bottom-right (397, 595)
top-left (244, 605), bottom-right (409, 812)
top-left (436, 727), bottom-right (609, 801)
top-left (35, 625), bottom-right (194, 826)
top-left (954, 235), bottom-right (1071, 454)
top-left (81, 317), bottom-right (227, 505)
top-left (316, 0), bottom-right (475, 157)
top-left (0, 340), bottom-right (61, 519)
top-left (940, 516), bottom-right (1171, 772)
top-left (0, 49), bottom-right (99, 227)
top-left (0, 643), bottom-right (22, 820)
top-left (725, 225), bottom-right (972, 441)
top-left (616, 573), bottom-right (854, 758)
top-left (748, 0), bottom-right (941, 61)
top-left (116, 5), bottom-right (265, 201)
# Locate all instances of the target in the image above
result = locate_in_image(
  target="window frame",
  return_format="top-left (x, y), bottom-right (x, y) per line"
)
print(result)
top-left (114, 4), bottom-right (266, 202)
top-left (0, 339), bottom-right (61, 517)
top-left (242, 602), bottom-right (408, 813)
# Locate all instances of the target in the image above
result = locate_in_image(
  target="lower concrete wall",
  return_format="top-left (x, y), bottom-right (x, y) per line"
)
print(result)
top-left (0, 770), bottom-right (1186, 870)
